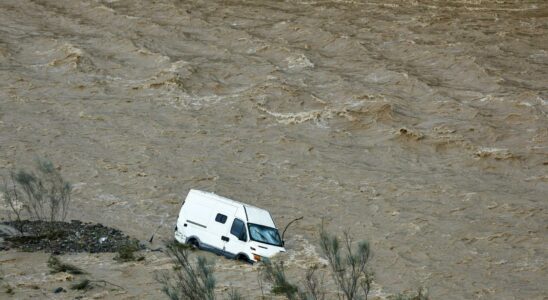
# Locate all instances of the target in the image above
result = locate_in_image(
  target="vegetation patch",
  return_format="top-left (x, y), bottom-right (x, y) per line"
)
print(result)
top-left (47, 255), bottom-right (85, 275)
top-left (1, 157), bottom-right (143, 254)
top-left (157, 227), bottom-right (428, 300)
top-left (155, 241), bottom-right (216, 300)
top-left (392, 288), bottom-right (429, 300)
top-left (70, 279), bottom-right (91, 290)
top-left (261, 259), bottom-right (298, 299)
top-left (1, 157), bottom-right (72, 229)
top-left (113, 241), bottom-right (145, 262)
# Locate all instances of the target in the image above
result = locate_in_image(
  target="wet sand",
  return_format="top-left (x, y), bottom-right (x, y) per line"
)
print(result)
top-left (0, 0), bottom-right (547, 299)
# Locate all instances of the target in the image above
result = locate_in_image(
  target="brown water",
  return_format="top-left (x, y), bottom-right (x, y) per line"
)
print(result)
top-left (0, 0), bottom-right (547, 299)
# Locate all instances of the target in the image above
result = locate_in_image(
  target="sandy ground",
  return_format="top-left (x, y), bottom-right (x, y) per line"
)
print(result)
top-left (0, 0), bottom-right (547, 299)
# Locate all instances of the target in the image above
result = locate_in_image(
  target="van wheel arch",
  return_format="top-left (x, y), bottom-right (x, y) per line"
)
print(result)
top-left (186, 237), bottom-right (200, 249)
top-left (235, 253), bottom-right (251, 263)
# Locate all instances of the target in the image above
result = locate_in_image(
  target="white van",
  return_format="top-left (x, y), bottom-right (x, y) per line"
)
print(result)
top-left (174, 189), bottom-right (286, 263)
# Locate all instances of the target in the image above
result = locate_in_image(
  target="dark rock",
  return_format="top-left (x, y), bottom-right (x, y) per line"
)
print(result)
top-left (53, 287), bottom-right (65, 293)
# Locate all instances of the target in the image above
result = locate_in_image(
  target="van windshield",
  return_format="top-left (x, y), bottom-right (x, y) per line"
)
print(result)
top-left (248, 223), bottom-right (282, 247)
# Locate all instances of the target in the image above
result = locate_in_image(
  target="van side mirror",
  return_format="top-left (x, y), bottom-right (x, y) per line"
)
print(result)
top-left (282, 240), bottom-right (285, 247)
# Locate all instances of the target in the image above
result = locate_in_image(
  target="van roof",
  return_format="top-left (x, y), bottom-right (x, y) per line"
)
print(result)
top-left (189, 189), bottom-right (276, 228)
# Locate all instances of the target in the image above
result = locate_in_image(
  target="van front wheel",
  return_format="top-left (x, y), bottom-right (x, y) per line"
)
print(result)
top-left (187, 238), bottom-right (200, 249)
top-left (235, 254), bottom-right (251, 264)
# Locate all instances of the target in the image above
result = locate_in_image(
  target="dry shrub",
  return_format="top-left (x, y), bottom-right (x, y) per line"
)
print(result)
top-left (393, 288), bottom-right (429, 300)
top-left (155, 241), bottom-right (216, 300)
top-left (1, 158), bottom-right (72, 230)
top-left (70, 279), bottom-right (91, 290)
top-left (47, 255), bottom-right (84, 275)
top-left (319, 226), bottom-right (373, 300)
top-left (154, 230), bottom-right (426, 300)
top-left (261, 259), bottom-right (298, 299)
top-left (114, 241), bottom-right (143, 262)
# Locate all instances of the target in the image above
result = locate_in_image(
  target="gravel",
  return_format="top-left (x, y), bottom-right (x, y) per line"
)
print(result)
top-left (1, 220), bottom-right (144, 254)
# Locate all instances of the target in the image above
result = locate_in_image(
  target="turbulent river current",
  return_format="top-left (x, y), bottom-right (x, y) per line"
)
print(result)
top-left (0, 0), bottom-right (546, 299)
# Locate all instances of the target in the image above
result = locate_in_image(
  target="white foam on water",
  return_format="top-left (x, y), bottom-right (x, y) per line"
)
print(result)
top-left (96, 4), bottom-right (116, 13)
top-left (286, 54), bottom-right (314, 70)
top-left (164, 60), bottom-right (190, 73)
top-left (258, 106), bottom-right (329, 125)
top-left (474, 147), bottom-right (517, 160)
top-left (281, 234), bottom-right (329, 269)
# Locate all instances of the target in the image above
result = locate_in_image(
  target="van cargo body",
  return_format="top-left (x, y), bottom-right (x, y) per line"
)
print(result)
top-left (175, 189), bottom-right (286, 262)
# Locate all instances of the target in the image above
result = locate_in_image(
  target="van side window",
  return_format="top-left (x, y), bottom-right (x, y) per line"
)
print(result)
top-left (215, 214), bottom-right (227, 224)
top-left (230, 219), bottom-right (247, 241)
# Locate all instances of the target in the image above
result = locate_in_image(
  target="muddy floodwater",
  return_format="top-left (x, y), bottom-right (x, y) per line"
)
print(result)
top-left (0, 0), bottom-right (547, 299)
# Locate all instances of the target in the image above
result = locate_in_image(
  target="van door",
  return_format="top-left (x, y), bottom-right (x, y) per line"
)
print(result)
top-left (224, 217), bottom-right (249, 259)
top-left (206, 203), bottom-right (238, 251)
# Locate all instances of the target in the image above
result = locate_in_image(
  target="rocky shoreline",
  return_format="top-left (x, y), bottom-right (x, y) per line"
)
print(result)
top-left (0, 220), bottom-right (144, 254)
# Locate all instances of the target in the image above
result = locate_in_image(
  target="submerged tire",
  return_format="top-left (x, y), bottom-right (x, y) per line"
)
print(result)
top-left (235, 254), bottom-right (251, 264)
top-left (187, 238), bottom-right (200, 249)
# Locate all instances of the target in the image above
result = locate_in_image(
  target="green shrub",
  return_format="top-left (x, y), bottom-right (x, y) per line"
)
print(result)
top-left (47, 255), bottom-right (84, 275)
top-left (155, 241), bottom-right (216, 300)
top-left (227, 288), bottom-right (244, 300)
top-left (155, 231), bottom-right (427, 300)
top-left (260, 259), bottom-right (326, 300)
top-left (261, 259), bottom-right (298, 299)
top-left (393, 287), bottom-right (429, 300)
top-left (4, 285), bottom-right (13, 295)
top-left (299, 264), bottom-right (325, 300)
top-left (319, 226), bottom-right (373, 300)
top-left (70, 279), bottom-right (91, 290)
top-left (114, 241), bottom-right (143, 262)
